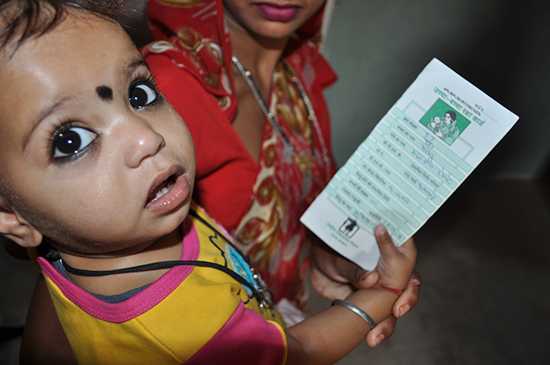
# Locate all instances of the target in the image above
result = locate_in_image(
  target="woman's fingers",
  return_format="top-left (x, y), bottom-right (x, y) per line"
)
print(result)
top-left (310, 266), bottom-right (353, 300)
top-left (393, 272), bottom-right (421, 318)
top-left (354, 270), bottom-right (379, 289)
top-left (365, 316), bottom-right (397, 347)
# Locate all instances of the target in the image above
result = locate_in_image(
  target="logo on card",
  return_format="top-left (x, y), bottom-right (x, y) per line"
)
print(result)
top-left (339, 218), bottom-right (359, 238)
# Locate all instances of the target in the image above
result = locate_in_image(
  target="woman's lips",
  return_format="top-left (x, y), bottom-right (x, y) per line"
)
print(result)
top-left (256, 3), bottom-right (300, 22)
top-left (146, 170), bottom-right (190, 215)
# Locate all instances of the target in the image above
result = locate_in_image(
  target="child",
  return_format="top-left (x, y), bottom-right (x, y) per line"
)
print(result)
top-left (430, 116), bottom-right (443, 137)
top-left (23, 1), bottom-right (423, 361)
top-left (0, 1), bottom-right (416, 364)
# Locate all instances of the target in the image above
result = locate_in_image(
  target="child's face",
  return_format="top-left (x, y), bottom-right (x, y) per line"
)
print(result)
top-left (0, 13), bottom-right (195, 254)
top-left (224, 0), bottom-right (326, 41)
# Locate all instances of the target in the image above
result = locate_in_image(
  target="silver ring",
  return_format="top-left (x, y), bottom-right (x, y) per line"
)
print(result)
top-left (332, 299), bottom-right (376, 329)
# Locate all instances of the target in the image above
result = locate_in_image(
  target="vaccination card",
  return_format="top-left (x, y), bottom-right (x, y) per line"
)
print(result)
top-left (301, 58), bottom-right (519, 270)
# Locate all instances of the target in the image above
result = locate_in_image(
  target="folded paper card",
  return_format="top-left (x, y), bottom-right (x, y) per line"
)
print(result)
top-left (301, 58), bottom-right (519, 270)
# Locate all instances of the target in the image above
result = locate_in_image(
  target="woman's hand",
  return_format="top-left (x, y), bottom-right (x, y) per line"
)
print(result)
top-left (310, 231), bottom-right (421, 347)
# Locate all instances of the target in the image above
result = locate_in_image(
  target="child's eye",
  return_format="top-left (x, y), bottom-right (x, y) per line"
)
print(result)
top-left (128, 80), bottom-right (159, 110)
top-left (52, 126), bottom-right (97, 160)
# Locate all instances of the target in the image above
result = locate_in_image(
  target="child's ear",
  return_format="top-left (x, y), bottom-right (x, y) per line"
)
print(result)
top-left (0, 200), bottom-right (43, 248)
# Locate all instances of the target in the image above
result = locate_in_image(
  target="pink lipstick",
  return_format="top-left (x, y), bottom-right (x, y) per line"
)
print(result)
top-left (255, 3), bottom-right (300, 23)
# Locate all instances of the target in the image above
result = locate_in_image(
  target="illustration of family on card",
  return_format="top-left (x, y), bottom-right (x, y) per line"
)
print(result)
top-left (422, 99), bottom-right (470, 145)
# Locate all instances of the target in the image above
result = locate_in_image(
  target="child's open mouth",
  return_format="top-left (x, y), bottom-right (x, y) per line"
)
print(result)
top-left (145, 165), bottom-right (190, 214)
top-left (148, 174), bottom-right (177, 203)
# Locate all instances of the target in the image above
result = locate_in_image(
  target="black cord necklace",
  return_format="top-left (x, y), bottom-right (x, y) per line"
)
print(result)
top-left (57, 209), bottom-right (274, 310)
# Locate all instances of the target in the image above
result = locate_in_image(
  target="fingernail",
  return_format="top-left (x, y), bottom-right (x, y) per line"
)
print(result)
top-left (399, 304), bottom-right (410, 317)
top-left (376, 225), bottom-right (386, 235)
top-left (375, 334), bottom-right (385, 345)
top-left (412, 278), bottom-right (421, 286)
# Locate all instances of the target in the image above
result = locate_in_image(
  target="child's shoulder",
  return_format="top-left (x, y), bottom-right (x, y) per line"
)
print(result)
top-left (188, 203), bottom-right (235, 242)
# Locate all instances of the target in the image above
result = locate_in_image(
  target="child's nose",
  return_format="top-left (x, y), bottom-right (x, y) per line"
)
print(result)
top-left (122, 118), bottom-right (165, 168)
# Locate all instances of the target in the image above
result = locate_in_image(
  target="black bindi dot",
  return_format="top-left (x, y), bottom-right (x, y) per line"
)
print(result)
top-left (96, 85), bottom-right (113, 101)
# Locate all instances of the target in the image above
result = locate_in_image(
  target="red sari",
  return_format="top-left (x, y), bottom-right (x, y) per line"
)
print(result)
top-left (144, 0), bottom-right (337, 307)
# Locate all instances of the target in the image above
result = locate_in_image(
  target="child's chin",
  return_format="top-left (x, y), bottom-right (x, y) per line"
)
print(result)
top-left (163, 200), bottom-right (192, 229)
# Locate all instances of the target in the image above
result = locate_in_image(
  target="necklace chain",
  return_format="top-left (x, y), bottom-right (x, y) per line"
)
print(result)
top-left (231, 55), bottom-right (332, 179)
top-left (56, 209), bottom-right (274, 311)
top-left (231, 55), bottom-right (293, 149)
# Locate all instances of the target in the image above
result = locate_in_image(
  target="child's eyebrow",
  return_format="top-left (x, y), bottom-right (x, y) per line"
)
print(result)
top-left (23, 95), bottom-right (74, 150)
top-left (126, 57), bottom-right (147, 77)
top-left (23, 56), bottom-right (148, 151)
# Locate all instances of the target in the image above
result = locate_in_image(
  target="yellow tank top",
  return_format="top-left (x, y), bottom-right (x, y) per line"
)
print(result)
top-left (37, 206), bottom-right (287, 365)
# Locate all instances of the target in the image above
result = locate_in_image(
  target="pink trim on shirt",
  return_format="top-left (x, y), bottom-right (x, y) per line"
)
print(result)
top-left (37, 220), bottom-right (200, 323)
top-left (185, 302), bottom-right (286, 365)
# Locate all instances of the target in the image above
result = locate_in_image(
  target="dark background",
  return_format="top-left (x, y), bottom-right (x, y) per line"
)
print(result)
top-left (326, 0), bottom-right (550, 179)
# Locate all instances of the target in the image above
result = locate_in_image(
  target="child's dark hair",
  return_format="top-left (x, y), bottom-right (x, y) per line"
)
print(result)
top-left (0, 0), bottom-right (126, 52)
